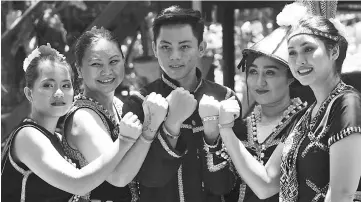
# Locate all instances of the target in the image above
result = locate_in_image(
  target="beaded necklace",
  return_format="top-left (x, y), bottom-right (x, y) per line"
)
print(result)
top-left (249, 97), bottom-right (307, 164)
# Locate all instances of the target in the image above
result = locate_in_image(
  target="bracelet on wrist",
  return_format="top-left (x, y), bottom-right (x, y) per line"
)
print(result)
top-left (202, 115), bottom-right (219, 122)
top-left (162, 124), bottom-right (180, 139)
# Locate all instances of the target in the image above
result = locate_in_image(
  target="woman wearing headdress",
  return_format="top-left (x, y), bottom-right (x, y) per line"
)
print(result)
top-left (61, 27), bottom-right (169, 202)
top-left (220, 5), bottom-right (310, 202)
top-left (218, 2), bottom-right (361, 202)
top-left (1, 44), bottom-right (143, 202)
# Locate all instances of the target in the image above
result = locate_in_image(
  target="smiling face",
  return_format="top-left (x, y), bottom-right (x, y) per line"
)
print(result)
top-left (79, 38), bottom-right (124, 96)
top-left (152, 24), bottom-right (206, 82)
top-left (247, 56), bottom-right (293, 105)
top-left (287, 34), bottom-right (337, 86)
top-left (26, 60), bottom-right (74, 117)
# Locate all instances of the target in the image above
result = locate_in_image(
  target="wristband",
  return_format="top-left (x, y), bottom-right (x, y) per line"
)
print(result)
top-left (202, 115), bottom-right (219, 122)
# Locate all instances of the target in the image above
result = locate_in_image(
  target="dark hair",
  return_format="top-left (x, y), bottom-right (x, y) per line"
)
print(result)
top-left (24, 44), bottom-right (73, 89)
top-left (74, 26), bottom-right (124, 67)
top-left (152, 5), bottom-right (205, 45)
top-left (290, 16), bottom-right (348, 74)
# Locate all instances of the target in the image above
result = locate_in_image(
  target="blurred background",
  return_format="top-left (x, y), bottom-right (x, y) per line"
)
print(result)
top-left (2, 0), bottom-right (361, 141)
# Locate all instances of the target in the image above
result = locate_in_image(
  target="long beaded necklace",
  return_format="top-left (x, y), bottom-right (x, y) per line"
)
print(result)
top-left (250, 97), bottom-right (307, 164)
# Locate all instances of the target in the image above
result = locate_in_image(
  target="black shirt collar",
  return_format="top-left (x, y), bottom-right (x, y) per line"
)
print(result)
top-left (161, 68), bottom-right (203, 93)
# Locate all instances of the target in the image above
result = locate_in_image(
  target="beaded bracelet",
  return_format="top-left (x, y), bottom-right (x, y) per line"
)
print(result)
top-left (218, 121), bottom-right (234, 129)
top-left (118, 134), bottom-right (137, 143)
top-left (202, 115), bottom-right (219, 122)
top-left (162, 124), bottom-right (180, 139)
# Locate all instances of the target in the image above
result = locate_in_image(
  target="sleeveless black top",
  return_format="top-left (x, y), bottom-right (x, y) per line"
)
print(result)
top-left (1, 118), bottom-right (86, 202)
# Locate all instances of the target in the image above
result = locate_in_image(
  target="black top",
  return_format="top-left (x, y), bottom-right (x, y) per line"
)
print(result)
top-left (1, 119), bottom-right (82, 202)
top-left (224, 98), bottom-right (308, 202)
top-left (280, 82), bottom-right (361, 202)
top-left (62, 95), bottom-right (139, 202)
top-left (122, 69), bottom-right (240, 202)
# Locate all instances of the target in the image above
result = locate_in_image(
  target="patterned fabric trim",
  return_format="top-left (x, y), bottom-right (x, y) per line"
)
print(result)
top-left (238, 183), bottom-right (247, 202)
top-left (225, 87), bottom-right (232, 100)
top-left (128, 180), bottom-right (140, 202)
top-left (9, 152), bottom-right (33, 202)
top-left (328, 126), bottom-right (361, 147)
top-left (61, 138), bottom-right (88, 168)
top-left (192, 126), bottom-right (204, 133)
top-left (203, 136), bottom-right (220, 150)
top-left (354, 191), bottom-right (361, 201)
top-left (157, 132), bottom-right (186, 158)
top-left (305, 179), bottom-right (328, 202)
top-left (203, 143), bottom-right (228, 172)
top-left (181, 124), bottom-right (192, 129)
top-left (178, 165), bottom-right (185, 202)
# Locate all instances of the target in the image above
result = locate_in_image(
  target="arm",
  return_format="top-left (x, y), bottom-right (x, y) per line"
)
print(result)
top-left (108, 93), bottom-right (169, 186)
top-left (13, 125), bottom-right (137, 196)
top-left (66, 108), bottom-right (139, 187)
top-left (325, 92), bottom-right (361, 202)
top-left (219, 99), bottom-right (282, 199)
top-left (122, 92), bottom-right (187, 187)
top-left (326, 133), bottom-right (361, 202)
top-left (199, 94), bottom-right (240, 195)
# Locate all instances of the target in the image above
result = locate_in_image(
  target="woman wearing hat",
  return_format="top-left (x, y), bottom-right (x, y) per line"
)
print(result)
top-left (222, 20), bottom-right (310, 202)
top-left (219, 2), bottom-right (361, 202)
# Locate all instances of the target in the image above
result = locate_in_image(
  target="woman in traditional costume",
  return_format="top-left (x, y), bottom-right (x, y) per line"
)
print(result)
top-left (1, 44), bottom-right (142, 202)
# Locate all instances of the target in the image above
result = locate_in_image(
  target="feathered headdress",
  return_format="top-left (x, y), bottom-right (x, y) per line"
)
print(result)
top-left (287, 0), bottom-right (347, 42)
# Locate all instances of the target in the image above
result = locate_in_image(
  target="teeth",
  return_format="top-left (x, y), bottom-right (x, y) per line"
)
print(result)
top-left (99, 79), bottom-right (113, 83)
top-left (298, 68), bottom-right (312, 74)
top-left (170, 65), bottom-right (181, 68)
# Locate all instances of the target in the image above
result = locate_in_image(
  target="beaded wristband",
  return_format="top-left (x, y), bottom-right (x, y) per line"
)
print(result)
top-left (118, 134), bottom-right (137, 143)
top-left (202, 115), bottom-right (219, 122)
top-left (162, 124), bottom-right (180, 139)
top-left (218, 121), bottom-right (234, 129)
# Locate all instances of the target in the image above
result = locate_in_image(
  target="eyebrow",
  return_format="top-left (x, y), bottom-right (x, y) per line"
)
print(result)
top-left (41, 78), bottom-right (71, 82)
top-left (87, 57), bottom-right (101, 62)
top-left (110, 55), bottom-right (121, 59)
top-left (159, 40), bottom-right (192, 45)
top-left (249, 64), bottom-right (279, 70)
top-left (264, 65), bottom-right (279, 70)
top-left (288, 42), bottom-right (309, 50)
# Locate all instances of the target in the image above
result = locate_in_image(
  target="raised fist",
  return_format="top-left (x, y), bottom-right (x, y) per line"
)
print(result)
top-left (118, 112), bottom-right (142, 140)
top-left (219, 96), bottom-right (241, 125)
top-left (199, 94), bottom-right (220, 119)
top-left (166, 87), bottom-right (197, 125)
top-left (142, 92), bottom-right (168, 138)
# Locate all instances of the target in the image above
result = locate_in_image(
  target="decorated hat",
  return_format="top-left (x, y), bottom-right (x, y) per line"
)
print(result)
top-left (237, 26), bottom-right (291, 71)
top-left (237, 2), bottom-right (311, 72)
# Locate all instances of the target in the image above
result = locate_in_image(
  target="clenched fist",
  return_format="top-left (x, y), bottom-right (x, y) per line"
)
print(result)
top-left (142, 92), bottom-right (168, 139)
top-left (118, 112), bottom-right (142, 141)
top-left (166, 87), bottom-right (197, 125)
top-left (199, 94), bottom-right (220, 119)
top-left (219, 96), bottom-right (241, 125)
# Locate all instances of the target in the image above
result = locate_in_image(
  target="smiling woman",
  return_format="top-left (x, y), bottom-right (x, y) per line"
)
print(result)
top-left (62, 26), bottom-right (168, 202)
top-left (1, 44), bottom-right (142, 202)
